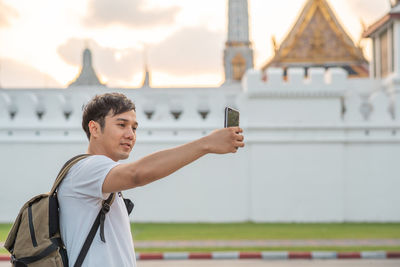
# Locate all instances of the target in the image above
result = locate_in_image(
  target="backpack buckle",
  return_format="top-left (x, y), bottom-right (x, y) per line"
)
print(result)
top-left (102, 203), bottom-right (110, 213)
top-left (10, 254), bottom-right (16, 264)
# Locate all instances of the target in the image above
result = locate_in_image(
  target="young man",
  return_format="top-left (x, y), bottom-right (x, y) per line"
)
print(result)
top-left (58, 92), bottom-right (245, 267)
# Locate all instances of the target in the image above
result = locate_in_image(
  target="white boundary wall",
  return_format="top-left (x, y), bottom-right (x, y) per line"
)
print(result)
top-left (0, 67), bottom-right (399, 222)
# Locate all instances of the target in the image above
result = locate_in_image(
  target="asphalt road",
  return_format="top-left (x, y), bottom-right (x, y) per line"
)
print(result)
top-left (3, 259), bottom-right (400, 267)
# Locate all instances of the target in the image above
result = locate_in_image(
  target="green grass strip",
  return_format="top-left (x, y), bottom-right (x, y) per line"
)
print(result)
top-left (1, 222), bottom-right (400, 242)
top-left (131, 222), bottom-right (400, 240)
top-left (0, 224), bottom-right (11, 242)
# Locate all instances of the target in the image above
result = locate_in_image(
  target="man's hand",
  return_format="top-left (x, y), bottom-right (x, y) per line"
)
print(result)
top-left (204, 127), bottom-right (245, 154)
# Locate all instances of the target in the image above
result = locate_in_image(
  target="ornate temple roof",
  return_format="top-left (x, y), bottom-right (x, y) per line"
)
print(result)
top-left (68, 48), bottom-right (105, 87)
top-left (262, 0), bottom-right (369, 78)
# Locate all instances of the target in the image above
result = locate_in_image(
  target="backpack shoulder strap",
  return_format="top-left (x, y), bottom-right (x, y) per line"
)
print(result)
top-left (50, 154), bottom-right (90, 195)
top-left (74, 193), bottom-right (115, 267)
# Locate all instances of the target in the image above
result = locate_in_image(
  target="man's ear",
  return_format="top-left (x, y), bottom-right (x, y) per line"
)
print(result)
top-left (88, 120), bottom-right (100, 139)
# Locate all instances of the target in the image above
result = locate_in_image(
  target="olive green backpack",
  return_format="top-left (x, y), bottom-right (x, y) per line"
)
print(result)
top-left (4, 154), bottom-right (116, 267)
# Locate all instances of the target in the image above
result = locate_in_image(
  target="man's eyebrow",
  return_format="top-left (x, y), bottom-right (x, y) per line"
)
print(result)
top-left (116, 118), bottom-right (139, 127)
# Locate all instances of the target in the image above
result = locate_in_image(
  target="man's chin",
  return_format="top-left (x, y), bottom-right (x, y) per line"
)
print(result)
top-left (118, 152), bottom-right (130, 161)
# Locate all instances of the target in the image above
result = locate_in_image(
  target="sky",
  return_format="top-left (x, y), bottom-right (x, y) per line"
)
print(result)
top-left (0, 0), bottom-right (391, 88)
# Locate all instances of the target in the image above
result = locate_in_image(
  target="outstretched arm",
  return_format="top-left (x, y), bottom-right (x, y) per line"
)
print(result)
top-left (102, 127), bottom-right (244, 193)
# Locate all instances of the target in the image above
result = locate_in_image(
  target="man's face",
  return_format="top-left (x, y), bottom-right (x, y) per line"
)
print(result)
top-left (96, 110), bottom-right (138, 161)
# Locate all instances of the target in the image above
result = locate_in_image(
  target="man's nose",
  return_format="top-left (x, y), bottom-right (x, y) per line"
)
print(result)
top-left (125, 128), bottom-right (135, 139)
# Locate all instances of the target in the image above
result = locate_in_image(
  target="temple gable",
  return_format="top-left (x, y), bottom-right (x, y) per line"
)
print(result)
top-left (263, 0), bottom-right (369, 78)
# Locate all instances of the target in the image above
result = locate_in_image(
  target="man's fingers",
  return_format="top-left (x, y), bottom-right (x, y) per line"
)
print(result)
top-left (221, 127), bottom-right (244, 153)
top-left (233, 132), bottom-right (244, 142)
top-left (232, 131), bottom-right (244, 150)
top-left (233, 136), bottom-right (245, 148)
top-left (235, 141), bottom-right (245, 148)
top-left (229, 126), bottom-right (242, 133)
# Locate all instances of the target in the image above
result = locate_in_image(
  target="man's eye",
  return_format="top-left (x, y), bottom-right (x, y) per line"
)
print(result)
top-left (132, 127), bottom-right (137, 131)
top-left (119, 124), bottom-right (125, 127)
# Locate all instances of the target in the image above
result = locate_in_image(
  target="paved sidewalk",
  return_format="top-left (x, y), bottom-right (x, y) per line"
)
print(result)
top-left (1, 259), bottom-right (400, 267)
top-left (136, 259), bottom-right (400, 267)
top-left (2, 251), bottom-right (400, 262)
top-left (133, 239), bottom-right (400, 248)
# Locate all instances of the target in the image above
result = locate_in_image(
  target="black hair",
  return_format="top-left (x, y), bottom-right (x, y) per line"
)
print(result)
top-left (82, 93), bottom-right (136, 140)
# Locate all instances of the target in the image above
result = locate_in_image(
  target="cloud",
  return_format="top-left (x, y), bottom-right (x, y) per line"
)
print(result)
top-left (0, 58), bottom-right (61, 88)
top-left (345, 0), bottom-right (390, 24)
top-left (83, 0), bottom-right (180, 28)
top-left (0, 0), bottom-right (18, 27)
top-left (57, 38), bottom-right (142, 83)
top-left (57, 26), bottom-right (225, 86)
top-left (150, 27), bottom-right (225, 76)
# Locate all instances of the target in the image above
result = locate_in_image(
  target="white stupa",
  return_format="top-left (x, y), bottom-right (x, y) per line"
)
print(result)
top-left (68, 48), bottom-right (105, 87)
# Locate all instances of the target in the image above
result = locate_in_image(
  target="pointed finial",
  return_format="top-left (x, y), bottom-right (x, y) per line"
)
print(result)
top-left (360, 18), bottom-right (367, 33)
top-left (271, 35), bottom-right (278, 53)
top-left (82, 39), bottom-right (93, 67)
top-left (357, 18), bottom-right (367, 48)
top-left (83, 48), bottom-right (92, 68)
top-left (141, 46), bottom-right (151, 88)
top-left (143, 46), bottom-right (148, 70)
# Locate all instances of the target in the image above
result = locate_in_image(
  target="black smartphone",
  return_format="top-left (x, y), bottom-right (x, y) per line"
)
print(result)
top-left (224, 107), bottom-right (240, 128)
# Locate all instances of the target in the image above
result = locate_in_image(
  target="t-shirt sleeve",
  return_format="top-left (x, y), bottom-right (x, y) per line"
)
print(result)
top-left (68, 155), bottom-right (119, 199)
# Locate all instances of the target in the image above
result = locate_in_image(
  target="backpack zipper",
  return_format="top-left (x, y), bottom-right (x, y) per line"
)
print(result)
top-left (28, 204), bottom-right (38, 247)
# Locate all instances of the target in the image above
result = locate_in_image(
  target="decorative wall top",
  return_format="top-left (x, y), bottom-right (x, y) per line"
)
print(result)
top-left (0, 75), bottom-right (398, 144)
top-left (243, 67), bottom-right (349, 97)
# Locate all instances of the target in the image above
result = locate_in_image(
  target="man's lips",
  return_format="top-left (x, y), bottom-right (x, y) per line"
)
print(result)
top-left (121, 143), bottom-right (132, 149)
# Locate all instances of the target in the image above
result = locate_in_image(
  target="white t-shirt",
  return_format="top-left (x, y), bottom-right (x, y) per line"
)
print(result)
top-left (58, 155), bottom-right (136, 267)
